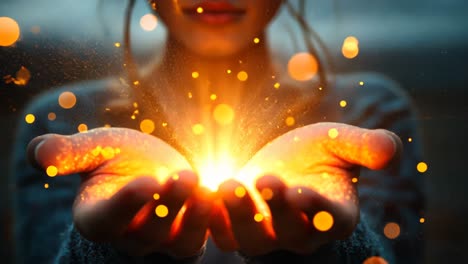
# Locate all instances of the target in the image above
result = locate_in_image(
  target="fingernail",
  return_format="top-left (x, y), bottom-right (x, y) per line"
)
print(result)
top-left (26, 136), bottom-right (49, 168)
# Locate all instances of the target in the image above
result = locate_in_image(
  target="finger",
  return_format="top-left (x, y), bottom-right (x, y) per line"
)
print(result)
top-left (30, 128), bottom-right (190, 176)
top-left (74, 176), bottom-right (160, 242)
top-left (130, 171), bottom-right (198, 243)
top-left (285, 186), bottom-right (358, 240)
top-left (208, 200), bottom-right (239, 251)
top-left (164, 188), bottom-right (214, 257)
top-left (256, 176), bottom-right (309, 251)
top-left (218, 180), bottom-right (275, 256)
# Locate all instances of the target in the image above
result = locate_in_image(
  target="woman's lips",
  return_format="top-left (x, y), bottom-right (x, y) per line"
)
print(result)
top-left (183, 2), bottom-right (246, 25)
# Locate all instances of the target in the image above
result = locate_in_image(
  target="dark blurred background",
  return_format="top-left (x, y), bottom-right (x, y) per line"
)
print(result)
top-left (1, 0), bottom-right (467, 263)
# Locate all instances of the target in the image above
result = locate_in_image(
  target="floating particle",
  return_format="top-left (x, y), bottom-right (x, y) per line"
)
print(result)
top-left (114, 42), bottom-right (121, 47)
top-left (192, 123), bottom-right (204, 135)
top-left (140, 119), bottom-right (155, 134)
top-left (46, 165), bottom-right (58, 177)
top-left (313, 211), bottom-right (334, 232)
top-left (140, 13), bottom-right (158, 31)
top-left (254, 213), bottom-right (264, 222)
top-left (44, 183), bottom-right (49, 189)
top-left (359, 81), bottom-right (364, 86)
top-left (352, 177), bottom-right (358, 183)
top-left (253, 37), bottom-right (260, 44)
top-left (133, 80), bottom-right (140, 86)
top-left (417, 162), bottom-right (428, 173)
top-left (274, 82), bottom-right (280, 89)
top-left (0, 17), bottom-right (20, 46)
top-left (408, 137), bottom-right (413, 142)
top-left (77, 123), bottom-right (88, 133)
top-left (339, 100), bottom-right (347, 107)
top-left (162, 122), bottom-right (168, 127)
top-left (58, 91), bottom-right (77, 109)
top-left (383, 222), bottom-right (400, 239)
top-left (328, 128), bottom-right (339, 139)
top-left (48, 112), bottom-right (56, 121)
top-left (187, 92), bottom-right (193, 98)
top-left (237, 71), bottom-right (248, 81)
top-left (342, 36), bottom-right (359, 59)
top-left (213, 104), bottom-right (235, 125)
top-left (155, 204), bottom-right (169, 218)
top-left (153, 193), bottom-right (160, 200)
top-left (172, 174), bottom-right (179, 181)
top-left (297, 188), bottom-right (302, 194)
top-left (226, 69), bottom-right (232, 74)
top-left (25, 114), bottom-right (35, 124)
top-left (285, 116), bottom-right (295, 126)
top-left (192, 71), bottom-right (199, 79)
top-left (287, 52), bottom-right (318, 81)
top-left (419, 217), bottom-right (425, 224)
top-left (260, 188), bottom-right (274, 201)
top-left (197, 7), bottom-right (204, 13)
top-left (363, 256), bottom-right (388, 264)
top-left (234, 186), bottom-right (246, 198)
top-left (210, 94), bottom-right (217, 100)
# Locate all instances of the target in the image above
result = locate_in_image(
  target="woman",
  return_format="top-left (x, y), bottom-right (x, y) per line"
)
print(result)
top-left (13, 0), bottom-right (423, 263)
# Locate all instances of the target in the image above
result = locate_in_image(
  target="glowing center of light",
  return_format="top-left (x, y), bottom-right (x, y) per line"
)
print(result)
top-left (197, 158), bottom-right (237, 191)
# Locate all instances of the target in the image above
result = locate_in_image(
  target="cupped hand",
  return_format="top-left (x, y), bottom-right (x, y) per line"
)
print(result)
top-left (210, 122), bottom-right (401, 256)
top-left (28, 127), bottom-right (214, 257)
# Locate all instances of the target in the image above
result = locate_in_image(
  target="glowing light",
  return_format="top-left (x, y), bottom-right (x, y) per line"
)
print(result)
top-left (4, 66), bottom-right (31, 86)
top-left (78, 123), bottom-right (88, 133)
top-left (417, 162), bottom-right (428, 173)
top-left (210, 94), bottom-right (217, 100)
top-left (351, 177), bottom-right (358, 183)
top-left (342, 36), bottom-right (360, 59)
top-left (285, 116), bottom-right (295, 126)
top-left (260, 188), bottom-right (274, 201)
top-left (287, 52), bottom-right (318, 81)
top-left (192, 123), bottom-right (205, 135)
top-left (25, 114), bottom-right (35, 124)
top-left (46, 165), bottom-right (58, 177)
top-left (140, 119), bottom-right (155, 134)
top-left (58, 91), bottom-right (77, 109)
top-left (226, 69), bottom-right (232, 74)
top-left (44, 183), bottom-right (49, 189)
top-left (197, 7), bottom-right (204, 13)
top-left (114, 42), bottom-right (121, 48)
top-left (172, 174), bottom-right (179, 181)
top-left (363, 256), bottom-right (388, 264)
top-left (192, 71), bottom-right (199, 79)
top-left (0, 17), bottom-right (20, 46)
top-left (359, 81), bottom-right (364, 86)
top-left (254, 213), bottom-right (264, 222)
top-left (133, 80), bottom-right (140, 86)
top-left (253, 37), bottom-right (260, 44)
top-left (297, 188), bottom-right (302, 194)
top-left (155, 204), bottom-right (169, 218)
top-left (237, 71), bottom-right (248, 81)
top-left (328, 128), bottom-right (339, 139)
top-left (234, 186), bottom-right (246, 198)
top-left (339, 100), bottom-right (347, 107)
top-left (274, 82), bottom-right (280, 89)
top-left (188, 92), bottom-right (193, 98)
top-left (408, 137), bottom-right (413, 142)
top-left (48, 112), bottom-right (56, 121)
top-left (419, 217), bottom-right (425, 223)
top-left (313, 211), bottom-right (334, 232)
top-left (383, 222), bottom-right (400, 239)
top-left (213, 104), bottom-right (235, 125)
top-left (153, 193), bottom-right (160, 200)
top-left (162, 122), bottom-right (168, 127)
top-left (140, 13), bottom-right (158, 31)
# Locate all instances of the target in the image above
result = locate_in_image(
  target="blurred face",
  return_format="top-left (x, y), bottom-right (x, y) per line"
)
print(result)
top-left (151, 0), bottom-right (283, 58)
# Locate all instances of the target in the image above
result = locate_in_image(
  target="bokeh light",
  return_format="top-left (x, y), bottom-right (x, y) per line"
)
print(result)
top-left (363, 256), bottom-right (389, 264)
top-left (340, 100), bottom-right (347, 108)
top-left (328, 128), bottom-right (339, 139)
top-left (417, 162), bottom-right (428, 173)
top-left (140, 13), bottom-right (158, 31)
top-left (234, 186), bottom-right (246, 198)
top-left (48, 112), bottom-right (56, 121)
top-left (313, 211), bottom-right (334, 232)
top-left (155, 204), bottom-right (169, 218)
top-left (24, 114), bottom-right (35, 124)
top-left (383, 222), bottom-right (400, 239)
top-left (192, 123), bottom-right (204, 135)
top-left (287, 52), bottom-right (318, 81)
top-left (58, 91), bottom-right (77, 109)
top-left (342, 36), bottom-right (360, 59)
top-left (254, 213), bottom-right (264, 222)
top-left (0, 17), bottom-right (20, 46)
top-left (140, 119), bottom-right (155, 134)
top-left (285, 116), bottom-right (295, 126)
top-left (213, 104), bottom-right (235, 125)
top-left (46, 165), bottom-right (58, 177)
top-left (77, 123), bottom-right (88, 133)
top-left (237, 71), bottom-right (248, 81)
top-left (153, 193), bottom-right (160, 200)
top-left (260, 188), bottom-right (274, 200)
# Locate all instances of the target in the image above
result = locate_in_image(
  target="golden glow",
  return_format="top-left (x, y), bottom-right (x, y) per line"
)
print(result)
top-left (25, 114), bottom-right (35, 124)
top-left (260, 188), bottom-right (274, 201)
top-left (140, 119), bottom-right (155, 134)
top-left (153, 193), bottom-right (160, 200)
top-left (363, 256), bottom-right (388, 264)
top-left (198, 157), bottom-right (237, 191)
top-left (192, 123), bottom-right (205, 135)
top-left (351, 177), bottom-right (358, 183)
top-left (342, 36), bottom-right (360, 59)
top-left (188, 92), bottom-right (193, 98)
top-left (297, 188), bottom-right (302, 194)
top-left (226, 69), bottom-right (232, 74)
top-left (140, 14), bottom-right (158, 31)
top-left (197, 7), bottom-right (204, 13)
top-left (78, 123), bottom-right (88, 133)
top-left (4, 66), bottom-right (31, 86)
top-left (313, 211), bottom-right (334, 232)
top-left (237, 71), bottom-right (248, 81)
top-left (114, 42), bottom-right (121, 48)
top-left (172, 174), bottom-right (180, 181)
top-left (408, 137), bottom-right (413, 142)
top-left (359, 81), bottom-right (364, 86)
top-left (0, 17), bottom-right (20, 46)
top-left (58, 91), bottom-right (77, 109)
top-left (210, 94), bottom-right (217, 100)
top-left (48, 112), bottom-right (56, 121)
top-left (287, 52), bottom-right (318, 81)
top-left (254, 213), bottom-right (264, 222)
top-left (213, 104), bottom-right (235, 125)
top-left (133, 80), bottom-right (140, 86)
top-left (274, 82), bottom-right (280, 89)
top-left (192, 71), bottom-right (199, 79)
top-left (383, 222), bottom-right (400, 239)
top-left (155, 204), bottom-right (169, 218)
top-left (44, 183), bottom-right (49, 189)
top-left (46, 165), bottom-right (58, 177)
top-left (419, 217), bottom-right (425, 223)
top-left (162, 122), bottom-right (168, 127)
top-left (285, 116), bottom-right (295, 127)
top-left (253, 37), bottom-right (260, 44)
top-left (339, 100), bottom-right (347, 108)
top-left (328, 128), bottom-right (339, 139)
top-left (234, 186), bottom-right (246, 198)
top-left (417, 162), bottom-right (428, 173)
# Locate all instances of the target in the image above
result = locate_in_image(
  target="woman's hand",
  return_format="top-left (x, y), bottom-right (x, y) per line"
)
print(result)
top-left (28, 127), bottom-right (213, 257)
top-left (210, 122), bottom-right (401, 256)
